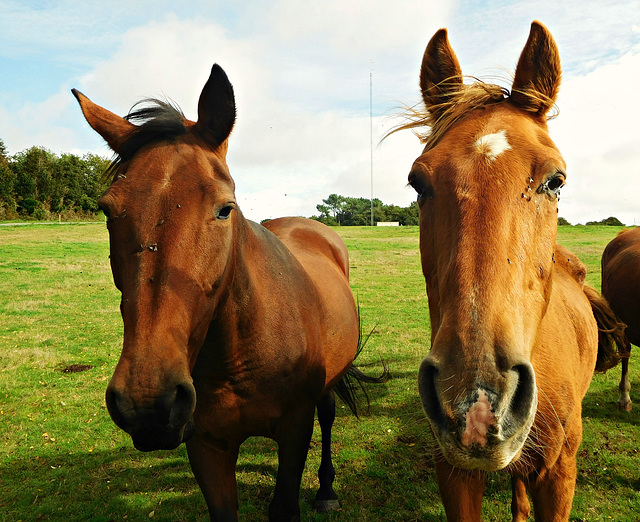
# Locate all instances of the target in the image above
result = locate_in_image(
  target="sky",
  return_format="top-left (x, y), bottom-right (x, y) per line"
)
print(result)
top-left (1, 0), bottom-right (639, 224)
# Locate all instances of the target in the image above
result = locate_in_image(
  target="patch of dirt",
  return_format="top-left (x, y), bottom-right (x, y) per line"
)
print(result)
top-left (60, 364), bottom-right (94, 373)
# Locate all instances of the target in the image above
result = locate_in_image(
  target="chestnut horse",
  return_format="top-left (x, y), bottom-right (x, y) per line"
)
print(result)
top-left (72, 65), bottom-right (386, 521)
top-left (602, 227), bottom-right (640, 411)
top-left (403, 22), bottom-right (624, 520)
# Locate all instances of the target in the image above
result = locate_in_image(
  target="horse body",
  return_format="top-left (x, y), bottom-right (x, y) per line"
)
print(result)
top-left (602, 227), bottom-right (640, 411)
top-left (406, 21), bottom-right (622, 520)
top-left (73, 66), bottom-right (363, 521)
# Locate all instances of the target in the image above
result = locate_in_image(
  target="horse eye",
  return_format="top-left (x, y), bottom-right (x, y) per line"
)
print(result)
top-left (409, 171), bottom-right (433, 202)
top-left (417, 186), bottom-right (434, 201)
top-left (217, 205), bottom-right (234, 220)
top-left (547, 175), bottom-right (564, 192)
top-left (539, 172), bottom-right (565, 196)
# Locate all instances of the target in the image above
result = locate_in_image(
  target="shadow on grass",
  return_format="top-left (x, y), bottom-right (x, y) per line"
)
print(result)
top-left (0, 439), bottom-right (448, 521)
top-left (1, 362), bottom-right (447, 521)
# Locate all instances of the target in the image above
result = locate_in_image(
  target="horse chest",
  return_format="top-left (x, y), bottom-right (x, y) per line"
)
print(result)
top-left (193, 358), bottom-right (324, 438)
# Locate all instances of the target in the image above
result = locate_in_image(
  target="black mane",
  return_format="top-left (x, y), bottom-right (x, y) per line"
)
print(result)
top-left (105, 99), bottom-right (187, 183)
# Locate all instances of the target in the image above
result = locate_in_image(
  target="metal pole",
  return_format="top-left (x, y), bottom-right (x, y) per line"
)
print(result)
top-left (370, 69), bottom-right (374, 226)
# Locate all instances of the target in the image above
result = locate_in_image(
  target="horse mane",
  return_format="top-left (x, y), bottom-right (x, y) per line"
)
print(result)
top-left (388, 76), bottom-right (558, 151)
top-left (104, 98), bottom-right (187, 184)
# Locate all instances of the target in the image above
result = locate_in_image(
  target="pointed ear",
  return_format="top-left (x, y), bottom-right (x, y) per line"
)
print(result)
top-left (71, 89), bottom-right (136, 153)
top-left (194, 64), bottom-right (236, 149)
top-left (511, 21), bottom-right (561, 117)
top-left (420, 28), bottom-right (463, 116)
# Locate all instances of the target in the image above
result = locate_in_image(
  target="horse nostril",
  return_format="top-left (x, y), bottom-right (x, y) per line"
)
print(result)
top-left (418, 357), bottom-right (446, 429)
top-left (505, 363), bottom-right (537, 434)
top-left (105, 386), bottom-right (131, 429)
top-left (168, 382), bottom-right (196, 426)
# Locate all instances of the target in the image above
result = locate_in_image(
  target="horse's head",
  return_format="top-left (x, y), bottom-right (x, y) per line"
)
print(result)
top-left (73, 65), bottom-right (238, 451)
top-left (410, 22), bottom-right (564, 470)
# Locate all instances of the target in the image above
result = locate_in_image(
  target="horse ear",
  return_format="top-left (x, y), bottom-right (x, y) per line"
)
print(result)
top-left (71, 89), bottom-right (136, 153)
top-left (420, 28), bottom-right (463, 116)
top-left (511, 21), bottom-right (561, 117)
top-left (194, 64), bottom-right (236, 149)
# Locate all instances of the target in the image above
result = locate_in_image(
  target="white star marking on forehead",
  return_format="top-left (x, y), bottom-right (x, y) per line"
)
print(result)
top-left (473, 130), bottom-right (512, 163)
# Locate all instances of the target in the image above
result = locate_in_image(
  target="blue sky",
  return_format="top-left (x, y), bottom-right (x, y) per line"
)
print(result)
top-left (1, 0), bottom-right (639, 223)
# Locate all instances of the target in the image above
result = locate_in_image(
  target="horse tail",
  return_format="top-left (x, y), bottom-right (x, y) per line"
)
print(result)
top-left (334, 320), bottom-right (391, 418)
top-left (583, 285), bottom-right (629, 373)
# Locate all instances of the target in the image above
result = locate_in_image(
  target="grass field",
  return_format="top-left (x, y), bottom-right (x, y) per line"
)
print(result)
top-left (1, 223), bottom-right (638, 520)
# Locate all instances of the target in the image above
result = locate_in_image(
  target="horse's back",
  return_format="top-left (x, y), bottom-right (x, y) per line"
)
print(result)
top-left (602, 228), bottom-right (640, 344)
top-left (263, 217), bottom-right (350, 276)
top-left (263, 217), bottom-right (359, 389)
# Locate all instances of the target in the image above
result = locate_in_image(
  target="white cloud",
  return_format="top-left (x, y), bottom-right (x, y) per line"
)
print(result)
top-left (268, 0), bottom-right (453, 56)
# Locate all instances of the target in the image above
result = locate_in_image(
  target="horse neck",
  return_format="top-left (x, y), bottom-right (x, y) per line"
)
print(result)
top-left (200, 215), bottom-right (304, 365)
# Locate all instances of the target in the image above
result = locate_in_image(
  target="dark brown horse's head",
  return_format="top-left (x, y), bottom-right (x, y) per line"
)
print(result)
top-left (73, 65), bottom-right (238, 451)
top-left (409, 22), bottom-right (564, 470)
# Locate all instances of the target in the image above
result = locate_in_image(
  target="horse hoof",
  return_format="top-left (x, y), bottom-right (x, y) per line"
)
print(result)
top-left (314, 499), bottom-right (341, 513)
top-left (618, 400), bottom-right (633, 412)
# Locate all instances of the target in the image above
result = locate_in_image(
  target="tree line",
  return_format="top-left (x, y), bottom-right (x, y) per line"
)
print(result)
top-left (312, 193), bottom-right (419, 226)
top-left (0, 138), bottom-right (110, 220)
top-left (559, 216), bottom-right (625, 227)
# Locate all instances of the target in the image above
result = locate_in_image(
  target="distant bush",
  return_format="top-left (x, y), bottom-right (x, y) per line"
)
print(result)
top-left (586, 216), bottom-right (624, 226)
top-left (20, 198), bottom-right (39, 215)
top-left (558, 217), bottom-right (571, 226)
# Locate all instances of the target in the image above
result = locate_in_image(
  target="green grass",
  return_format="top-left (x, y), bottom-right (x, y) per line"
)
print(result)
top-left (1, 223), bottom-right (638, 520)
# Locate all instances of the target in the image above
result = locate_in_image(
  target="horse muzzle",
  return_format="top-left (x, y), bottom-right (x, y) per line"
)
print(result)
top-left (418, 356), bottom-right (538, 471)
top-left (105, 379), bottom-right (197, 451)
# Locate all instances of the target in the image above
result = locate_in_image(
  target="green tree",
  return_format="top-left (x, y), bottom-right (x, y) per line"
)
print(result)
top-left (312, 194), bottom-right (419, 226)
top-left (11, 146), bottom-right (56, 211)
top-left (601, 216), bottom-right (624, 226)
top-left (586, 216), bottom-right (624, 226)
top-left (0, 138), bottom-right (17, 216)
top-left (398, 201), bottom-right (419, 226)
top-left (50, 153), bottom-right (110, 213)
top-left (317, 194), bottom-right (346, 225)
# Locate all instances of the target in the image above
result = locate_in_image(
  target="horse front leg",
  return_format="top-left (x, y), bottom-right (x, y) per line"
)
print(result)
top-left (186, 435), bottom-right (240, 522)
top-left (314, 391), bottom-right (340, 512)
top-left (434, 449), bottom-right (486, 521)
top-left (269, 403), bottom-right (316, 521)
top-left (528, 444), bottom-right (578, 520)
top-left (510, 475), bottom-right (531, 522)
top-left (618, 341), bottom-right (632, 412)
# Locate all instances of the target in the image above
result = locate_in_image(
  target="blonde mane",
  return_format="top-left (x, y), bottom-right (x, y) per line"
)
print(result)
top-left (389, 76), bottom-right (558, 151)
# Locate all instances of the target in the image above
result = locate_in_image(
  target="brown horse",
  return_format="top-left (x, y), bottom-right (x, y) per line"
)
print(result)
top-left (602, 227), bottom-right (640, 411)
top-left (402, 21), bottom-right (625, 520)
top-left (72, 65), bottom-right (386, 521)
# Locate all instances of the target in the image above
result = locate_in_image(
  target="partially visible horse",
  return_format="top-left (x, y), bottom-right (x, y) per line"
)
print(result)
top-left (401, 21), bottom-right (625, 520)
top-left (72, 65), bottom-right (387, 521)
top-left (602, 227), bottom-right (640, 411)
